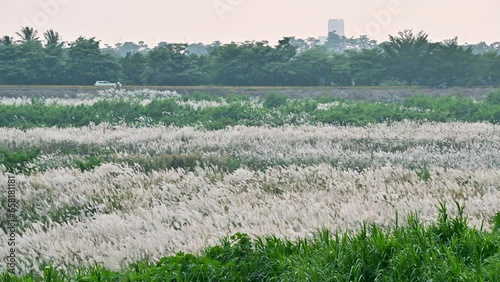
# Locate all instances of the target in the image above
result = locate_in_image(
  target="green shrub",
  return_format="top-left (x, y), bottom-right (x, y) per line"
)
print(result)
top-left (263, 92), bottom-right (288, 108)
top-left (0, 147), bottom-right (41, 174)
top-left (74, 156), bottom-right (103, 172)
top-left (485, 90), bottom-right (500, 105)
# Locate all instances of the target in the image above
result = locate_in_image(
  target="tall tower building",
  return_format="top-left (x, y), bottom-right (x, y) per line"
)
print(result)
top-left (328, 19), bottom-right (345, 37)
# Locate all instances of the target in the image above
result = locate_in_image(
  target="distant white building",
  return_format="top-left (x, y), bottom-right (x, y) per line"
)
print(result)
top-left (318, 19), bottom-right (345, 46)
top-left (328, 19), bottom-right (345, 37)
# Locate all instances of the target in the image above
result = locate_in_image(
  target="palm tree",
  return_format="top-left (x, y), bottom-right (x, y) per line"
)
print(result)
top-left (15, 26), bottom-right (39, 43)
top-left (0, 35), bottom-right (13, 45)
top-left (44, 29), bottom-right (63, 47)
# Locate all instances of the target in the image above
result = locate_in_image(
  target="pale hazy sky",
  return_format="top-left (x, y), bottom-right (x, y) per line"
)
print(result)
top-left (1, 0), bottom-right (498, 46)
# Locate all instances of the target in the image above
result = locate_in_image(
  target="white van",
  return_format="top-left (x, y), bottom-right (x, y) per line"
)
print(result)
top-left (94, 81), bottom-right (114, 86)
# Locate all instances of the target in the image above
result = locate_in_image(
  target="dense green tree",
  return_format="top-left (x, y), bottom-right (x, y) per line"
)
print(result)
top-left (289, 46), bottom-right (336, 86)
top-left (381, 30), bottom-right (434, 86)
top-left (0, 28), bottom-right (50, 84)
top-left (0, 27), bottom-right (499, 87)
top-left (260, 38), bottom-right (297, 85)
top-left (0, 40), bottom-right (46, 84)
top-left (180, 53), bottom-right (213, 85)
top-left (43, 34), bottom-right (66, 84)
top-left (121, 52), bottom-right (147, 85)
top-left (66, 37), bottom-right (121, 85)
top-left (425, 38), bottom-right (475, 86)
top-left (210, 38), bottom-right (297, 86)
top-left (142, 43), bottom-right (206, 85)
top-left (346, 48), bottom-right (385, 86)
top-left (0, 43), bottom-right (23, 84)
top-left (331, 53), bottom-right (352, 85)
top-left (476, 51), bottom-right (500, 86)
top-left (210, 41), bottom-right (272, 85)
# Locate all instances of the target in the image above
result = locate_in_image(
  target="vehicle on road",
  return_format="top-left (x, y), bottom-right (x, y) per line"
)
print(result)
top-left (94, 81), bottom-right (115, 86)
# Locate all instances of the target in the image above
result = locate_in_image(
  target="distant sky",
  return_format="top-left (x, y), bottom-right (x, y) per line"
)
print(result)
top-left (1, 0), bottom-right (499, 46)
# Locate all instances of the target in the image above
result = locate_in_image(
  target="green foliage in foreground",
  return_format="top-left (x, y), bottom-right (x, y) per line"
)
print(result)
top-left (3, 205), bottom-right (500, 281)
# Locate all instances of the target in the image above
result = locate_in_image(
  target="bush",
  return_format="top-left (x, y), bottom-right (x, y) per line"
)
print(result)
top-left (263, 92), bottom-right (288, 108)
top-left (0, 147), bottom-right (41, 174)
top-left (486, 90), bottom-right (500, 105)
top-left (74, 156), bottom-right (103, 172)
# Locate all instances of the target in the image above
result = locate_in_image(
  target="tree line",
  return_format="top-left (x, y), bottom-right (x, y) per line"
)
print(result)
top-left (1, 27), bottom-right (499, 86)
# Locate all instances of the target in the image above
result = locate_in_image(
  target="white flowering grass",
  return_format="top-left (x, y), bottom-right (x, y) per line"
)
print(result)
top-left (0, 89), bottom-right (181, 106)
top-left (0, 164), bottom-right (499, 273)
top-left (97, 89), bottom-right (180, 99)
top-left (1, 121), bottom-right (499, 170)
top-left (316, 101), bottom-right (343, 110)
top-left (0, 121), bottom-right (499, 274)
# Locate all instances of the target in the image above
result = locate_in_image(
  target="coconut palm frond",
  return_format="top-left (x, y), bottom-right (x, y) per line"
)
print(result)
top-left (16, 26), bottom-right (39, 43)
top-left (44, 29), bottom-right (64, 47)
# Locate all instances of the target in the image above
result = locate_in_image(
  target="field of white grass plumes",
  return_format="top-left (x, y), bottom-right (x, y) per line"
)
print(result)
top-left (0, 89), bottom-right (181, 106)
top-left (1, 119), bottom-right (499, 274)
top-left (1, 121), bottom-right (499, 170)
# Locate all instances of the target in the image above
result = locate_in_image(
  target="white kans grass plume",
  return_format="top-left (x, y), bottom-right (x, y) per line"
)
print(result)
top-left (175, 100), bottom-right (229, 110)
top-left (2, 121), bottom-right (498, 149)
top-left (315, 101), bottom-right (344, 110)
top-left (0, 90), bottom-right (268, 112)
top-left (0, 164), bottom-right (499, 273)
top-left (0, 121), bottom-right (499, 274)
top-left (0, 89), bottom-right (181, 106)
top-left (174, 99), bottom-right (263, 110)
top-left (97, 89), bottom-right (180, 99)
top-left (1, 121), bottom-right (499, 170)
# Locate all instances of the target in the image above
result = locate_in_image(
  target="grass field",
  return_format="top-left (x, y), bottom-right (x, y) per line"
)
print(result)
top-left (1, 88), bottom-right (500, 281)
